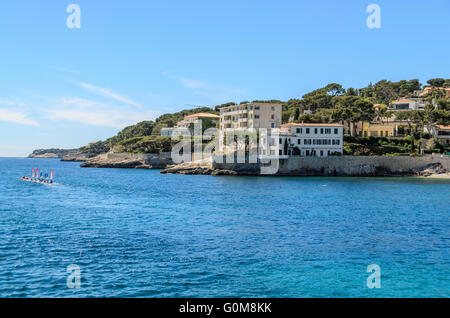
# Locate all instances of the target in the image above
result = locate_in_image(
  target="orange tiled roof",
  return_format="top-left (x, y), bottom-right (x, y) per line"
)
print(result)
top-left (393, 98), bottom-right (412, 103)
top-left (436, 125), bottom-right (450, 130)
top-left (185, 112), bottom-right (219, 119)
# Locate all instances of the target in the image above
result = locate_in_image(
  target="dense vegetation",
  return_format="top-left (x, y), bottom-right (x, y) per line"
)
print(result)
top-left (31, 148), bottom-right (78, 156)
top-left (76, 77), bottom-right (449, 156)
top-left (79, 107), bottom-right (218, 155)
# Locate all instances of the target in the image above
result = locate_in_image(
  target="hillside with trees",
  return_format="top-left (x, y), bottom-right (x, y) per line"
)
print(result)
top-left (75, 77), bottom-right (449, 156)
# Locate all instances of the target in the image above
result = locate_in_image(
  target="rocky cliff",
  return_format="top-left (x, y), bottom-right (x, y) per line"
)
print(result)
top-left (28, 148), bottom-right (81, 159)
top-left (161, 155), bottom-right (450, 177)
top-left (80, 152), bottom-right (174, 169)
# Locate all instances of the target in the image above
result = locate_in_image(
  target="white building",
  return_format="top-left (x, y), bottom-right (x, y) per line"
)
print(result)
top-left (424, 125), bottom-right (450, 145)
top-left (390, 98), bottom-right (427, 111)
top-left (161, 112), bottom-right (219, 136)
top-left (176, 113), bottom-right (220, 129)
top-left (160, 127), bottom-right (190, 137)
top-left (219, 103), bottom-right (282, 131)
top-left (276, 123), bottom-right (344, 157)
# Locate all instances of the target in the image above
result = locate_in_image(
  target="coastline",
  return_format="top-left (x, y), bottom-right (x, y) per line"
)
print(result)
top-left (25, 151), bottom-right (450, 178)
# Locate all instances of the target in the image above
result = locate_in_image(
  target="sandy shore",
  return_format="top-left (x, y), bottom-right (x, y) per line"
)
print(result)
top-left (422, 172), bottom-right (450, 179)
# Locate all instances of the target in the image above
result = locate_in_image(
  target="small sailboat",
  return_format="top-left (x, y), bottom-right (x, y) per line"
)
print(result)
top-left (21, 169), bottom-right (55, 185)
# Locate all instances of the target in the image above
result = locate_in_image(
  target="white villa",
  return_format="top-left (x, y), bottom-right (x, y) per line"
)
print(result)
top-left (277, 123), bottom-right (344, 157)
top-left (258, 123), bottom-right (344, 158)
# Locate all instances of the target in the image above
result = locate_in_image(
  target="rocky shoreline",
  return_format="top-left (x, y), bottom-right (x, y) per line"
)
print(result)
top-left (61, 153), bottom-right (91, 162)
top-left (80, 153), bottom-right (174, 169)
top-left (161, 156), bottom-right (450, 178)
top-left (28, 150), bottom-right (450, 178)
top-left (160, 158), bottom-right (241, 175)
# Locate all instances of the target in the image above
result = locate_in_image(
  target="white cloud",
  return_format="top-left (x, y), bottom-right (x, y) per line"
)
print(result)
top-left (46, 96), bottom-right (158, 128)
top-left (164, 72), bottom-right (247, 104)
top-left (60, 97), bottom-right (103, 108)
top-left (78, 82), bottom-right (142, 107)
top-left (47, 108), bottom-right (157, 128)
top-left (173, 76), bottom-right (205, 89)
top-left (0, 108), bottom-right (39, 126)
top-left (0, 99), bottom-right (26, 107)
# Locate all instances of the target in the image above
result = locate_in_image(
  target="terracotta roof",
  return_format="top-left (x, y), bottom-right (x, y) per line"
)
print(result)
top-left (393, 99), bottom-right (413, 103)
top-left (281, 123), bottom-right (343, 127)
top-left (184, 112), bottom-right (219, 119)
top-left (436, 125), bottom-right (450, 130)
top-left (424, 86), bottom-right (450, 91)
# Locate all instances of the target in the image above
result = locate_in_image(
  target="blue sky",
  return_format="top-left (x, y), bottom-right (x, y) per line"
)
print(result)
top-left (0, 0), bottom-right (449, 156)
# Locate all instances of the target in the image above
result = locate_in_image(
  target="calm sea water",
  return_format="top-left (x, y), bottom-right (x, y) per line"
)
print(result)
top-left (0, 157), bottom-right (449, 298)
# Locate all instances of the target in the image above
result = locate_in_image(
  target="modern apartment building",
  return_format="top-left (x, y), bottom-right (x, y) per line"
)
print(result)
top-left (389, 98), bottom-right (427, 110)
top-left (219, 103), bottom-right (282, 131)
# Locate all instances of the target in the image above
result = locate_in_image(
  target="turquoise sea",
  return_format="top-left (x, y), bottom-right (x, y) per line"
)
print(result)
top-left (0, 157), bottom-right (449, 297)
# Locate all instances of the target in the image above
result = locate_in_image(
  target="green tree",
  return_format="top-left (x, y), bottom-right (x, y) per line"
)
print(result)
top-left (427, 78), bottom-right (445, 87)
top-left (374, 80), bottom-right (399, 105)
top-left (332, 96), bottom-right (375, 136)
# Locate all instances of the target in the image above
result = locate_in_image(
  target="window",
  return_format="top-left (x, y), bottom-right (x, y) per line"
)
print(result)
top-left (314, 128), bottom-right (318, 134)
top-left (296, 128), bottom-right (300, 134)
top-left (320, 150), bottom-right (324, 156)
top-left (298, 139), bottom-right (301, 144)
top-left (320, 128), bottom-right (324, 134)
top-left (328, 150), bottom-right (330, 156)
top-left (255, 106), bottom-right (260, 110)
top-left (279, 150), bottom-right (283, 155)
top-left (271, 123), bottom-right (275, 128)
top-left (334, 128), bottom-right (338, 134)
top-left (380, 131), bottom-right (384, 137)
top-left (271, 106), bottom-right (275, 111)
top-left (255, 114), bottom-right (260, 119)
top-left (325, 128), bottom-right (331, 134)
top-left (271, 114), bottom-right (274, 119)
top-left (306, 150), bottom-right (310, 156)
top-left (279, 138), bottom-right (282, 143)
top-left (306, 128), bottom-right (310, 134)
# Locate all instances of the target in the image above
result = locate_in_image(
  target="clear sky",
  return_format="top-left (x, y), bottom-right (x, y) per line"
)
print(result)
top-left (0, 0), bottom-right (449, 156)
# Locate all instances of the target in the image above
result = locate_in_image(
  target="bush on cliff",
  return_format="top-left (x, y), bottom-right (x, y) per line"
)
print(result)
top-left (343, 136), bottom-right (414, 155)
top-left (114, 136), bottom-right (177, 154)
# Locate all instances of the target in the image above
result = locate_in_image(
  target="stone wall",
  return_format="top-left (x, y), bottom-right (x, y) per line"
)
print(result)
top-left (211, 154), bottom-right (450, 176)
